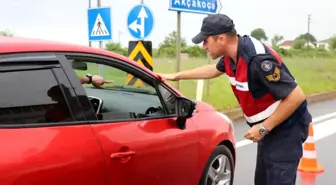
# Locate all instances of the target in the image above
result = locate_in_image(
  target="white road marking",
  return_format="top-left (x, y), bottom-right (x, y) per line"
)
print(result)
top-left (236, 112), bottom-right (336, 148)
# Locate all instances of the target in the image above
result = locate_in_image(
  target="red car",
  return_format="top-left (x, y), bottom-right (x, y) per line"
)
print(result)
top-left (0, 36), bottom-right (236, 185)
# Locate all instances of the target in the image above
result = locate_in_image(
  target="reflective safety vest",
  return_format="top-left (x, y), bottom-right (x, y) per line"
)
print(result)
top-left (224, 37), bottom-right (283, 124)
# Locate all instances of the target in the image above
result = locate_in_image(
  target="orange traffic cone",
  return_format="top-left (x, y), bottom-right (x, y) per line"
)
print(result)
top-left (299, 171), bottom-right (318, 185)
top-left (297, 123), bottom-right (324, 173)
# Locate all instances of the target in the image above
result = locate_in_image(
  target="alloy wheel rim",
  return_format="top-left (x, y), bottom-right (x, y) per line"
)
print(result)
top-left (205, 154), bottom-right (231, 185)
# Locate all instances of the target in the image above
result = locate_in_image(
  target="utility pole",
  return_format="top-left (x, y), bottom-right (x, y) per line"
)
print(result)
top-left (97, 0), bottom-right (104, 77)
top-left (88, 0), bottom-right (92, 47)
top-left (307, 14), bottom-right (311, 47)
top-left (176, 11), bottom-right (181, 90)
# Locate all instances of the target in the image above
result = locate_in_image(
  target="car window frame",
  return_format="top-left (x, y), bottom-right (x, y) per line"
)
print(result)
top-left (156, 83), bottom-right (179, 115)
top-left (56, 52), bottom-right (181, 123)
top-left (0, 52), bottom-right (86, 128)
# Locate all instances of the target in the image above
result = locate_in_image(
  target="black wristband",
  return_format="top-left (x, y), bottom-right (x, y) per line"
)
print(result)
top-left (86, 74), bottom-right (92, 84)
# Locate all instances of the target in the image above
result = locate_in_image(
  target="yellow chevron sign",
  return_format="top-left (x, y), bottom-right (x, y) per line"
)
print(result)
top-left (126, 41), bottom-right (153, 87)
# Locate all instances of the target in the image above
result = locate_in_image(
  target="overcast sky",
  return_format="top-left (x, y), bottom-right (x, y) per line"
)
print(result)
top-left (1, 0), bottom-right (335, 48)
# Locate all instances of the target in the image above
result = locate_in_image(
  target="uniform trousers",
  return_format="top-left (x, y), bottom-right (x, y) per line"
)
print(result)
top-left (254, 115), bottom-right (310, 185)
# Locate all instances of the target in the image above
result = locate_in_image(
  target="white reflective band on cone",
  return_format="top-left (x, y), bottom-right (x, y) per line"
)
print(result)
top-left (302, 150), bottom-right (317, 159)
top-left (305, 136), bottom-right (315, 143)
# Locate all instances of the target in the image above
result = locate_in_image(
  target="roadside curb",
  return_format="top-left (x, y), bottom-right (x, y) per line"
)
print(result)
top-left (221, 90), bottom-right (336, 122)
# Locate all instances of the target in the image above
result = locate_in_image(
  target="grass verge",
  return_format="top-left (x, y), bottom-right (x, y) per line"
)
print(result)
top-left (153, 57), bottom-right (336, 111)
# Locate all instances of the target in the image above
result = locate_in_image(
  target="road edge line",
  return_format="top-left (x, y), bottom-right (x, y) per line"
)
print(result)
top-left (235, 112), bottom-right (336, 148)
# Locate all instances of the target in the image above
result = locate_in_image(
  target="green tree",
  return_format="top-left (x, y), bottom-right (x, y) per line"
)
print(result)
top-left (328, 35), bottom-right (336, 50)
top-left (293, 39), bottom-right (306, 49)
top-left (159, 30), bottom-right (187, 49)
top-left (271, 34), bottom-right (284, 47)
top-left (105, 42), bottom-right (128, 56)
top-left (295, 33), bottom-right (316, 44)
top-left (185, 45), bottom-right (207, 58)
top-left (0, 29), bottom-right (14, 37)
top-left (158, 31), bottom-right (187, 57)
top-left (250, 28), bottom-right (268, 41)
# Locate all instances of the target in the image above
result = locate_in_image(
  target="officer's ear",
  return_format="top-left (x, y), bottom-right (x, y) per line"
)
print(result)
top-left (216, 34), bottom-right (228, 46)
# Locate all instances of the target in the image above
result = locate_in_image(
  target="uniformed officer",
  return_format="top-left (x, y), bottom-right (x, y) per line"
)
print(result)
top-left (157, 14), bottom-right (311, 185)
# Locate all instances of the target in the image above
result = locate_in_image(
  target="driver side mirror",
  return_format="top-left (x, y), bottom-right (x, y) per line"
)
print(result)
top-left (175, 97), bottom-right (196, 130)
top-left (176, 97), bottom-right (196, 118)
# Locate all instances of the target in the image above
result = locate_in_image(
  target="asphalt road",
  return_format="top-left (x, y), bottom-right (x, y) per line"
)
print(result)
top-left (232, 98), bottom-right (336, 185)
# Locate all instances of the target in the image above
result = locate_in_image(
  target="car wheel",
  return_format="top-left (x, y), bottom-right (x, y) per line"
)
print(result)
top-left (199, 145), bottom-right (235, 185)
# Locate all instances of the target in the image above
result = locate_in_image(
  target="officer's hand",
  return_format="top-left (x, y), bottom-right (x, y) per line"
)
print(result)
top-left (92, 75), bottom-right (113, 88)
top-left (244, 124), bottom-right (264, 142)
top-left (156, 73), bottom-right (179, 81)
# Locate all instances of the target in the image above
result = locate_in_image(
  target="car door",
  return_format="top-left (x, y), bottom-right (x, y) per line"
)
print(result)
top-left (0, 54), bottom-right (106, 185)
top-left (90, 117), bottom-right (199, 185)
top-left (62, 53), bottom-right (201, 185)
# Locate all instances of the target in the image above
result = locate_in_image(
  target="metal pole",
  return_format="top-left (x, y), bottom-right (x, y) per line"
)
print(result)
top-left (141, 0), bottom-right (144, 3)
top-left (176, 12), bottom-right (181, 90)
top-left (307, 14), bottom-right (311, 48)
top-left (88, 0), bottom-right (92, 47)
top-left (118, 30), bottom-right (121, 44)
top-left (206, 53), bottom-right (210, 96)
top-left (97, 0), bottom-right (104, 77)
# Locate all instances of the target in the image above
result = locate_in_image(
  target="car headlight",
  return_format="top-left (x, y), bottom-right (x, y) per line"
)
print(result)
top-left (216, 111), bottom-right (235, 134)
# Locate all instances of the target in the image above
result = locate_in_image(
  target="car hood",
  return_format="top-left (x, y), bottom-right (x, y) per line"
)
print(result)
top-left (194, 101), bottom-right (216, 112)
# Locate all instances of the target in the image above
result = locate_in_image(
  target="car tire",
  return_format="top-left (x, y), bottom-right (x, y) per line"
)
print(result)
top-left (199, 145), bottom-right (235, 185)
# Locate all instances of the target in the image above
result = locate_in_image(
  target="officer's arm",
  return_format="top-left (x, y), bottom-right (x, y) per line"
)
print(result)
top-left (250, 59), bottom-right (306, 131)
top-left (175, 57), bottom-right (225, 80)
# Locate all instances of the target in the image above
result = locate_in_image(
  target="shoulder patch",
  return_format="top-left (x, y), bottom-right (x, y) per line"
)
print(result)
top-left (261, 60), bottom-right (273, 72)
top-left (265, 67), bottom-right (280, 82)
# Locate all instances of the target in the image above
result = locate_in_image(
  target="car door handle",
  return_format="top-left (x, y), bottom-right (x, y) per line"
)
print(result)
top-left (110, 151), bottom-right (135, 159)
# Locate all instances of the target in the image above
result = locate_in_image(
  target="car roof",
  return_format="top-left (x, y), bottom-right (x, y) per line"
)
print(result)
top-left (0, 36), bottom-right (162, 77)
top-left (2, 36), bottom-right (151, 66)
top-left (0, 36), bottom-right (129, 60)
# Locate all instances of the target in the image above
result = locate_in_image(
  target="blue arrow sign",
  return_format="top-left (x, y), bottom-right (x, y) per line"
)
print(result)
top-left (87, 7), bottom-right (112, 41)
top-left (169, 0), bottom-right (222, 14)
top-left (127, 4), bottom-right (154, 40)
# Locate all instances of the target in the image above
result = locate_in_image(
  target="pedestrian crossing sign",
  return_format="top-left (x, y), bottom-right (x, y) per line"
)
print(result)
top-left (87, 7), bottom-right (112, 41)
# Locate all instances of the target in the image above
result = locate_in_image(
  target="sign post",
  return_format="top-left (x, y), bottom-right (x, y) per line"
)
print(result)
top-left (87, 2), bottom-right (112, 77)
top-left (88, 0), bottom-right (92, 47)
top-left (176, 12), bottom-right (181, 90)
top-left (168, 0), bottom-right (222, 90)
top-left (126, 3), bottom-right (155, 87)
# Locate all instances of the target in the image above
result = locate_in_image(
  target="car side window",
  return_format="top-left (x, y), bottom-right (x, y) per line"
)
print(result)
top-left (70, 57), bottom-right (168, 121)
top-left (0, 69), bottom-right (73, 125)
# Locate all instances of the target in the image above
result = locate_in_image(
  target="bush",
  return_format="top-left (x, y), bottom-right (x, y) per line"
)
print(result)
top-left (104, 41), bottom-right (336, 61)
top-left (273, 47), bottom-right (336, 58)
